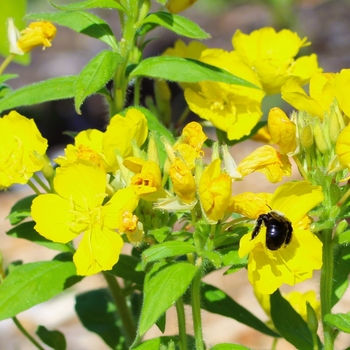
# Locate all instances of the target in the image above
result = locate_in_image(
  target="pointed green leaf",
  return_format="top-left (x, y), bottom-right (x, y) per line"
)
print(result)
top-left (141, 12), bottom-right (210, 39)
top-left (190, 283), bottom-right (278, 337)
top-left (49, 0), bottom-right (125, 11)
top-left (142, 241), bottom-right (197, 267)
top-left (36, 325), bottom-right (67, 350)
top-left (332, 245), bottom-right (350, 307)
top-left (26, 11), bottom-right (117, 49)
top-left (138, 262), bottom-right (197, 337)
top-left (75, 288), bottom-right (127, 349)
top-left (75, 50), bottom-right (122, 112)
top-left (7, 221), bottom-right (74, 252)
top-left (270, 289), bottom-right (317, 350)
top-left (0, 0), bottom-right (30, 65)
top-left (0, 261), bottom-right (77, 320)
top-left (129, 57), bottom-right (259, 88)
top-left (0, 75), bottom-right (77, 113)
top-left (0, 74), bottom-right (18, 84)
top-left (324, 313), bottom-right (350, 333)
top-left (7, 194), bottom-right (36, 225)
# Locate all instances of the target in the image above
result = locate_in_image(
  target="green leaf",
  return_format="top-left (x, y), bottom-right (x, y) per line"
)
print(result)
top-left (0, 76), bottom-right (77, 113)
top-left (210, 344), bottom-right (250, 350)
top-left (126, 106), bottom-right (175, 167)
top-left (129, 57), bottom-right (260, 88)
top-left (142, 241), bottom-right (196, 267)
top-left (26, 11), bottom-right (118, 49)
top-left (0, 0), bottom-right (30, 65)
top-left (49, 0), bottom-right (125, 11)
top-left (156, 312), bottom-right (166, 333)
top-left (7, 194), bottom-right (36, 225)
top-left (0, 74), bottom-right (18, 84)
top-left (270, 289), bottom-right (315, 350)
top-left (149, 227), bottom-right (172, 243)
top-left (110, 254), bottom-right (145, 286)
top-left (7, 221), bottom-right (74, 252)
top-left (138, 262), bottom-right (197, 337)
top-left (193, 283), bottom-right (278, 337)
top-left (324, 313), bottom-right (350, 333)
top-left (332, 244), bottom-right (350, 307)
top-left (36, 325), bottom-right (67, 350)
top-left (75, 288), bottom-right (127, 349)
top-left (0, 260), bottom-right (77, 320)
top-left (140, 12), bottom-right (210, 39)
top-left (75, 50), bottom-right (122, 113)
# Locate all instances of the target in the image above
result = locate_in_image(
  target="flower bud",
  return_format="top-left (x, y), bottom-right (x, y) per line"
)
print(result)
top-left (300, 125), bottom-right (313, 148)
top-left (166, 0), bottom-right (197, 14)
top-left (313, 122), bottom-right (329, 154)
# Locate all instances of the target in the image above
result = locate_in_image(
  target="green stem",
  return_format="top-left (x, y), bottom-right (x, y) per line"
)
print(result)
top-left (176, 106), bottom-right (190, 130)
top-left (191, 260), bottom-right (204, 350)
top-left (103, 272), bottom-right (136, 345)
top-left (0, 53), bottom-right (15, 75)
top-left (32, 173), bottom-right (51, 193)
top-left (12, 317), bottom-right (45, 350)
top-left (320, 228), bottom-right (336, 350)
top-left (271, 338), bottom-right (278, 350)
top-left (27, 179), bottom-right (42, 195)
top-left (175, 297), bottom-right (187, 350)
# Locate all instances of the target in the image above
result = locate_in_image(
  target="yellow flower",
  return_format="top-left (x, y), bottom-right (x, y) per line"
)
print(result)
top-left (166, 0), bottom-right (198, 14)
top-left (268, 107), bottom-right (298, 155)
top-left (198, 159), bottom-right (232, 222)
top-left (173, 121), bottom-right (207, 169)
top-left (55, 129), bottom-right (106, 170)
top-left (0, 111), bottom-right (48, 189)
top-left (232, 27), bottom-right (321, 94)
top-left (236, 145), bottom-right (292, 183)
top-left (169, 157), bottom-right (196, 204)
top-left (281, 73), bottom-right (335, 118)
top-left (124, 157), bottom-right (166, 200)
top-left (184, 49), bottom-right (264, 140)
top-left (103, 108), bottom-right (148, 172)
top-left (8, 18), bottom-right (56, 55)
top-left (238, 181), bottom-right (323, 294)
top-left (31, 163), bottom-right (139, 276)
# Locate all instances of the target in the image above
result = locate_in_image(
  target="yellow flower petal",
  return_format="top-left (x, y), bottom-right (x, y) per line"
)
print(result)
top-left (335, 69), bottom-right (350, 118)
top-left (336, 123), bottom-right (350, 168)
top-left (54, 163), bottom-right (107, 211)
top-left (270, 181), bottom-right (324, 224)
top-left (74, 225), bottom-right (124, 276)
top-left (31, 194), bottom-right (78, 243)
top-left (228, 192), bottom-right (273, 219)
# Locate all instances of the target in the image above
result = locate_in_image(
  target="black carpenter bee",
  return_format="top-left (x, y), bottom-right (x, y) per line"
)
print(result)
top-left (251, 210), bottom-right (293, 251)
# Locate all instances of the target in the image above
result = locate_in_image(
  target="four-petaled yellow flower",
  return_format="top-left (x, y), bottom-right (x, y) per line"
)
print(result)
top-left (0, 111), bottom-right (48, 189)
top-left (8, 18), bottom-right (56, 55)
top-left (31, 163), bottom-right (139, 276)
top-left (238, 181), bottom-right (324, 294)
top-left (232, 27), bottom-right (321, 94)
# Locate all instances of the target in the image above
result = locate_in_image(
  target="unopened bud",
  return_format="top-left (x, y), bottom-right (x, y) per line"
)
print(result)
top-left (329, 105), bottom-right (340, 144)
top-left (300, 125), bottom-right (313, 148)
top-left (313, 122), bottom-right (329, 154)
